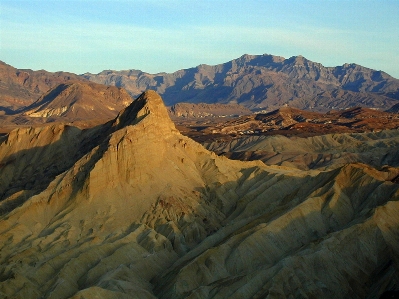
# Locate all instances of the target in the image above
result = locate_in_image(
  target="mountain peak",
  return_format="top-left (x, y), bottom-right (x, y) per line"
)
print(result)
top-left (112, 90), bottom-right (177, 133)
top-left (286, 55), bottom-right (309, 65)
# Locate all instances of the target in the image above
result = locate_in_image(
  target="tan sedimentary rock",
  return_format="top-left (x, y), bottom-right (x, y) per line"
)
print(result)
top-left (205, 130), bottom-right (399, 170)
top-left (0, 91), bottom-right (398, 298)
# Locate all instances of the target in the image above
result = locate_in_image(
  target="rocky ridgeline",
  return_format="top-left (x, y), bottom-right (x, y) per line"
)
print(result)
top-left (3, 53), bottom-right (399, 114)
top-left (82, 54), bottom-right (399, 111)
top-left (0, 61), bottom-right (85, 112)
top-left (22, 82), bottom-right (132, 120)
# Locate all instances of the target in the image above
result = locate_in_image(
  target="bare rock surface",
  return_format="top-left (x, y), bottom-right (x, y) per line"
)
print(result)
top-left (0, 81), bottom-right (133, 134)
top-left (204, 130), bottom-right (399, 171)
top-left (22, 82), bottom-right (132, 120)
top-left (0, 61), bottom-right (85, 112)
top-left (0, 91), bottom-right (398, 298)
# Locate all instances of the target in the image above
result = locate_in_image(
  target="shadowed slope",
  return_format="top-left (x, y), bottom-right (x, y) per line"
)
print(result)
top-left (0, 91), bottom-right (398, 299)
top-left (0, 61), bottom-right (85, 112)
top-left (0, 90), bottom-right (261, 298)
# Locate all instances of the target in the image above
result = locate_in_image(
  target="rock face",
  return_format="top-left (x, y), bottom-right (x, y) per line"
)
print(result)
top-left (82, 54), bottom-right (399, 111)
top-left (22, 82), bottom-right (132, 120)
top-left (0, 81), bottom-right (133, 134)
top-left (179, 105), bottom-right (399, 145)
top-left (1, 91), bottom-right (399, 298)
top-left (0, 61), bottom-right (85, 112)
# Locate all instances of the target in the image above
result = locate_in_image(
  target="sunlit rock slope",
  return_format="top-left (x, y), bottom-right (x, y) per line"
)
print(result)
top-left (0, 91), bottom-right (398, 299)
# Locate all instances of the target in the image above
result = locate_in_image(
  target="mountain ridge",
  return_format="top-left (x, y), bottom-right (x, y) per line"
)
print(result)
top-left (0, 60), bottom-right (86, 112)
top-left (22, 81), bottom-right (132, 120)
top-left (2, 53), bottom-right (399, 114)
top-left (82, 53), bottom-right (399, 111)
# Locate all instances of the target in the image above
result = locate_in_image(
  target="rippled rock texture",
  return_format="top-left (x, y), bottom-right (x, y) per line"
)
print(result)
top-left (0, 91), bottom-right (398, 298)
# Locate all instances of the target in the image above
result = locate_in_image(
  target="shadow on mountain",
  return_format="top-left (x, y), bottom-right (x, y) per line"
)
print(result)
top-left (162, 85), bottom-right (234, 106)
top-left (1, 91), bottom-right (399, 298)
top-left (22, 83), bottom-right (71, 111)
top-left (0, 122), bottom-right (112, 215)
top-left (152, 164), bottom-right (399, 299)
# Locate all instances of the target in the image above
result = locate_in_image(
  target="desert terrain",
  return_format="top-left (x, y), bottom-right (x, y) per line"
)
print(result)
top-left (0, 57), bottom-right (399, 298)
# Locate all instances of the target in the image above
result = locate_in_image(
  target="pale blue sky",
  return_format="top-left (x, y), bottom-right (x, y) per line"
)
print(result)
top-left (1, 0), bottom-right (398, 78)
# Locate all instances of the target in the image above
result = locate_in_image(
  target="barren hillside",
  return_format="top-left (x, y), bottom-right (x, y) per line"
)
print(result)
top-left (0, 91), bottom-right (398, 298)
top-left (0, 61), bottom-right (86, 112)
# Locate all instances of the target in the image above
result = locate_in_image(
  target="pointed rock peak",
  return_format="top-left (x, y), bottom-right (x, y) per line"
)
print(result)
top-left (286, 55), bottom-right (309, 65)
top-left (294, 55), bottom-right (306, 63)
top-left (112, 90), bottom-right (176, 131)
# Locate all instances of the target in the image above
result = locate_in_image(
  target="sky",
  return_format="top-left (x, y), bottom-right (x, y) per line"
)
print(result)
top-left (1, 0), bottom-right (398, 78)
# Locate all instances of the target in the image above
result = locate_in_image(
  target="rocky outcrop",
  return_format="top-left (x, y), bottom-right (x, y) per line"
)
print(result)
top-left (0, 91), bottom-right (398, 298)
top-left (0, 81), bottom-right (133, 134)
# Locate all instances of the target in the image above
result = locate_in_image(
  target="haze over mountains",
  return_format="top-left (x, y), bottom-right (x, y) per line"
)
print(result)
top-left (1, 91), bottom-right (399, 298)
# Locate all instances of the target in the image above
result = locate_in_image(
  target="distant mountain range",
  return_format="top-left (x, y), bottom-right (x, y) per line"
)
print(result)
top-left (168, 102), bottom-right (251, 118)
top-left (1, 54), bottom-right (399, 114)
top-left (82, 54), bottom-right (399, 111)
